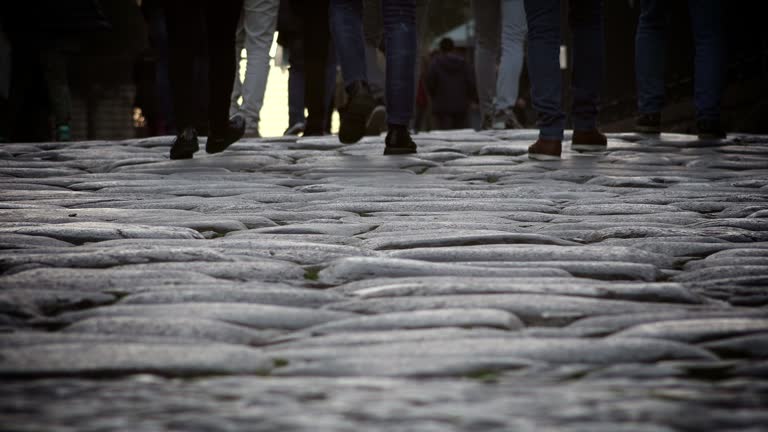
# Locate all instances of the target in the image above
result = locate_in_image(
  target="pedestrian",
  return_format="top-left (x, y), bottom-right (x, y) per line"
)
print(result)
top-left (634, 0), bottom-right (725, 139)
top-left (473, 0), bottom-right (527, 130)
top-left (525, 0), bottom-right (607, 160)
top-left (229, 0), bottom-right (279, 138)
top-left (165, 0), bottom-right (245, 160)
top-left (426, 38), bottom-right (474, 130)
top-left (330, 0), bottom-right (417, 155)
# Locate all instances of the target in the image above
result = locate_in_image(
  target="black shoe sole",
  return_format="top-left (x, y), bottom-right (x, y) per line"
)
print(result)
top-left (339, 96), bottom-right (375, 144)
top-left (170, 143), bottom-right (199, 160)
top-left (383, 146), bottom-right (417, 155)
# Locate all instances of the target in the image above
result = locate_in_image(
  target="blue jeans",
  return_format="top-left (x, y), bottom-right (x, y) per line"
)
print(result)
top-left (523, 0), bottom-right (604, 140)
top-left (635, 0), bottom-right (724, 121)
top-left (330, 0), bottom-right (416, 125)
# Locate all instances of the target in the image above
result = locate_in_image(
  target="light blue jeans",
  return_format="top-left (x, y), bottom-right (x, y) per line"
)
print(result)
top-left (472, 0), bottom-right (527, 115)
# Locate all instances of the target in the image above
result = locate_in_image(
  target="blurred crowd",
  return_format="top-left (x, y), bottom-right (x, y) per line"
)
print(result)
top-left (0, 0), bottom-right (729, 160)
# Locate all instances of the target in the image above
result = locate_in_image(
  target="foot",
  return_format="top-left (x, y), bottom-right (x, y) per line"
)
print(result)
top-left (571, 129), bottom-right (607, 152)
top-left (339, 81), bottom-right (376, 144)
top-left (170, 127), bottom-right (199, 160)
top-left (206, 115), bottom-right (245, 154)
top-left (365, 104), bottom-right (387, 136)
top-left (696, 118), bottom-right (726, 140)
top-left (56, 124), bottom-right (71, 142)
top-left (492, 108), bottom-right (523, 130)
top-left (481, 112), bottom-right (494, 130)
top-left (528, 138), bottom-right (562, 160)
top-left (284, 122), bottom-right (306, 136)
top-left (635, 112), bottom-right (661, 134)
top-left (384, 125), bottom-right (417, 155)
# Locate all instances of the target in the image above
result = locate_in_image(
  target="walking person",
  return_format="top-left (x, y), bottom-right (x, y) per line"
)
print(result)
top-left (472, 0), bottom-right (527, 130)
top-left (165, 0), bottom-right (245, 160)
top-left (634, 0), bottom-right (726, 139)
top-left (525, 0), bottom-right (607, 160)
top-left (229, 0), bottom-right (279, 138)
top-left (330, 0), bottom-right (418, 154)
top-left (426, 38), bottom-right (474, 130)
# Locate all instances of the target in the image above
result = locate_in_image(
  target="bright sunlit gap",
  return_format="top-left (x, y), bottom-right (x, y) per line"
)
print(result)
top-left (236, 33), bottom-right (340, 138)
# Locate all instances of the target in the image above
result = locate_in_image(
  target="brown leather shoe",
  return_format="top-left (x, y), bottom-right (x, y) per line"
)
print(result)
top-left (528, 138), bottom-right (562, 160)
top-left (571, 129), bottom-right (607, 152)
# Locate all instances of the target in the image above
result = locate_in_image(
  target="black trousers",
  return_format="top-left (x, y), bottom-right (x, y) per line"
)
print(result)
top-left (433, 112), bottom-right (467, 130)
top-left (165, 0), bottom-right (243, 134)
top-left (300, 0), bottom-right (331, 135)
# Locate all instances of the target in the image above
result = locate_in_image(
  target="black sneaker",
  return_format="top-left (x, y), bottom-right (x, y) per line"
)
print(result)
top-left (283, 121), bottom-right (305, 136)
top-left (384, 125), bottom-right (417, 155)
top-left (696, 118), bottom-right (726, 140)
top-left (206, 115), bottom-right (245, 154)
top-left (339, 81), bottom-right (376, 144)
top-left (635, 112), bottom-right (661, 134)
top-left (170, 127), bottom-right (199, 160)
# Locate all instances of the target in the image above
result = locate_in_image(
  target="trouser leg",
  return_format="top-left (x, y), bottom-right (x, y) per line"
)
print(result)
top-left (524, 0), bottom-right (564, 140)
top-left (165, 0), bottom-right (205, 130)
top-left (230, 17), bottom-right (245, 118)
top-left (205, 0), bottom-right (244, 134)
top-left (688, 0), bottom-right (724, 121)
top-left (304, 0), bottom-right (331, 134)
top-left (472, 0), bottom-right (500, 117)
top-left (635, 0), bottom-right (667, 115)
top-left (496, 0), bottom-right (526, 111)
top-left (239, 0), bottom-right (279, 131)
top-left (381, 0), bottom-right (416, 125)
top-left (569, 0), bottom-right (604, 132)
top-left (330, 0), bottom-right (367, 87)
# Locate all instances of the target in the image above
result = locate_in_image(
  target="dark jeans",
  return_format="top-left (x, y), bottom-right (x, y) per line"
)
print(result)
top-left (523, 0), bottom-right (604, 140)
top-left (635, 0), bottom-right (724, 121)
top-left (330, 0), bottom-right (416, 126)
top-left (165, 0), bottom-right (242, 134)
top-left (287, 37), bottom-right (337, 130)
top-left (433, 112), bottom-right (467, 130)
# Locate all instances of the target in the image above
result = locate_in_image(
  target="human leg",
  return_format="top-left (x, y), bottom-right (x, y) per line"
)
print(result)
top-left (363, 0), bottom-right (385, 102)
top-left (635, 0), bottom-right (667, 116)
top-left (239, 0), bottom-right (279, 135)
top-left (569, 0), bottom-right (604, 133)
top-left (523, 0), bottom-right (563, 141)
top-left (230, 16), bottom-right (245, 118)
top-left (688, 0), bottom-right (724, 124)
top-left (381, 0), bottom-right (416, 126)
top-left (205, 0), bottom-right (245, 152)
top-left (472, 0), bottom-right (500, 127)
top-left (303, 0), bottom-right (331, 135)
top-left (496, 0), bottom-right (526, 111)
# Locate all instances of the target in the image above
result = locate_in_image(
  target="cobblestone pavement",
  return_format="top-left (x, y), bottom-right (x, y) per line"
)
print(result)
top-left (1, 130), bottom-right (768, 431)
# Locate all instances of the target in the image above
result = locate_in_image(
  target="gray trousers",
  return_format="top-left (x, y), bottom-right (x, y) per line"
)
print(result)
top-left (229, 0), bottom-right (279, 133)
top-left (472, 0), bottom-right (527, 115)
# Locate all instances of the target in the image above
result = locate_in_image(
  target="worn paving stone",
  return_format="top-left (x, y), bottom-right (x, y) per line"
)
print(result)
top-left (1, 129), bottom-right (767, 430)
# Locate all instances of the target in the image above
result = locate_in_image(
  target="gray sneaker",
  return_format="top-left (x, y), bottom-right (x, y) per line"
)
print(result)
top-left (492, 108), bottom-right (523, 130)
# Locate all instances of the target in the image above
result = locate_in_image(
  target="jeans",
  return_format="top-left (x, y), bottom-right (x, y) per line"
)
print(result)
top-left (635, 0), bottom-right (724, 121)
top-left (473, 0), bottom-right (527, 115)
top-left (330, 0), bottom-right (416, 126)
top-left (229, 0), bottom-right (279, 133)
top-left (524, 0), bottom-right (603, 140)
top-left (166, 0), bottom-right (243, 134)
top-left (362, 0), bottom-right (428, 105)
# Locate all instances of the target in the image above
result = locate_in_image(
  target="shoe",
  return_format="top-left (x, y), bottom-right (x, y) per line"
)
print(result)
top-left (481, 112), bottom-right (494, 130)
top-left (384, 125), bottom-right (417, 155)
top-left (170, 127), bottom-right (199, 160)
top-left (206, 115), bottom-right (245, 154)
top-left (492, 108), bottom-right (523, 130)
top-left (56, 124), bottom-right (71, 141)
top-left (696, 118), bottom-right (726, 140)
top-left (339, 81), bottom-right (376, 144)
top-left (284, 122), bottom-right (306, 136)
top-left (365, 105), bottom-right (387, 136)
top-left (528, 138), bottom-right (562, 160)
top-left (571, 129), bottom-right (607, 152)
top-left (635, 112), bottom-right (661, 134)
top-left (243, 127), bottom-right (261, 139)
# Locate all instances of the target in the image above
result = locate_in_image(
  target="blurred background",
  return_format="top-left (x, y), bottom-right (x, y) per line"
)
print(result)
top-left (1, 0), bottom-right (766, 142)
